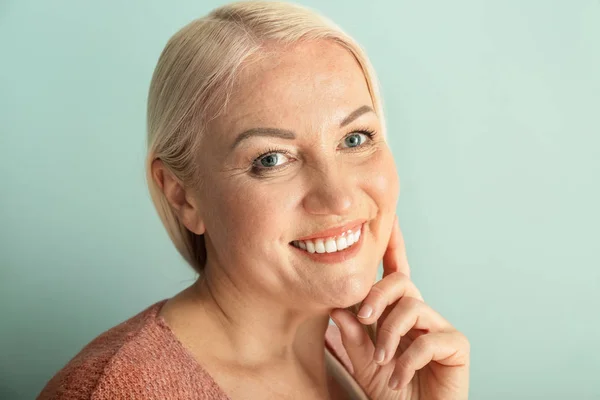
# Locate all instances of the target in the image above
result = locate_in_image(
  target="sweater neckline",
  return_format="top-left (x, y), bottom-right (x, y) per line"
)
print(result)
top-left (147, 298), bottom-right (369, 400)
top-left (151, 298), bottom-right (231, 399)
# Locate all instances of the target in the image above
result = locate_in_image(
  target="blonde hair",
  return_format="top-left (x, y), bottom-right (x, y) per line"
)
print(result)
top-left (145, 1), bottom-right (384, 342)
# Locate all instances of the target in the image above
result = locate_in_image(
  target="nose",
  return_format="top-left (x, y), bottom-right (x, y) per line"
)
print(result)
top-left (302, 165), bottom-right (354, 216)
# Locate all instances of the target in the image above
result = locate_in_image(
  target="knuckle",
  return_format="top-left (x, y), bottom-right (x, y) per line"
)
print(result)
top-left (392, 274), bottom-right (422, 300)
top-left (405, 282), bottom-right (423, 300)
top-left (365, 287), bottom-right (387, 310)
top-left (377, 322), bottom-right (398, 340)
top-left (390, 271), bottom-right (411, 286)
top-left (399, 295), bottom-right (422, 310)
top-left (369, 285), bottom-right (387, 302)
top-left (395, 351), bottom-right (413, 370)
top-left (390, 271), bottom-right (410, 280)
top-left (412, 334), bottom-right (433, 353)
top-left (457, 332), bottom-right (471, 352)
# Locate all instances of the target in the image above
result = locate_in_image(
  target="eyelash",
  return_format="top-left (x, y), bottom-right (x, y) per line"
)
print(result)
top-left (249, 128), bottom-right (378, 176)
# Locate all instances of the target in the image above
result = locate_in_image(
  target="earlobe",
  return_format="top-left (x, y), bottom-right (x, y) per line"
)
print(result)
top-left (151, 158), bottom-right (206, 235)
top-left (181, 206), bottom-right (206, 235)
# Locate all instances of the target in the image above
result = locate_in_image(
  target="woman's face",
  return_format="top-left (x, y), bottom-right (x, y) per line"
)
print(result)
top-left (195, 40), bottom-right (399, 310)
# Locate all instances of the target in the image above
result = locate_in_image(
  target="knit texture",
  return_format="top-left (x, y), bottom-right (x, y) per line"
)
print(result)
top-left (37, 299), bottom-right (352, 399)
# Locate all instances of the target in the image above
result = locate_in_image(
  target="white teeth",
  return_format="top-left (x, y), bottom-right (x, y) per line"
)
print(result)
top-left (346, 232), bottom-right (355, 246)
top-left (292, 226), bottom-right (362, 254)
top-left (314, 239), bottom-right (326, 254)
top-left (325, 238), bottom-right (337, 253)
top-left (336, 236), bottom-right (348, 251)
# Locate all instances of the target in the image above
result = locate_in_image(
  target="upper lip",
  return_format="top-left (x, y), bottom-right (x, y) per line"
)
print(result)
top-left (293, 219), bottom-right (367, 241)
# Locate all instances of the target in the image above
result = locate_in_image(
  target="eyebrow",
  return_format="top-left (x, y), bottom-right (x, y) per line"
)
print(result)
top-left (230, 105), bottom-right (375, 150)
top-left (339, 105), bottom-right (374, 128)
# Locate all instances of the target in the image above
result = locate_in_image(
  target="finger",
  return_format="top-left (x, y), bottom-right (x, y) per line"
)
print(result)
top-left (356, 271), bottom-right (424, 326)
top-left (329, 308), bottom-right (376, 374)
top-left (382, 214), bottom-right (410, 278)
top-left (373, 296), bottom-right (454, 365)
top-left (388, 331), bottom-right (470, 391)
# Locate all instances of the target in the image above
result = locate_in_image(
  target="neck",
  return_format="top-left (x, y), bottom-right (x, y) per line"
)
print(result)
top-left (175, 265), bottom-right (335, 387)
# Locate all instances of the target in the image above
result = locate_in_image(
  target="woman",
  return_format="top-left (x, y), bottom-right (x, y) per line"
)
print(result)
top-left (38, 1), bottom-right (470, 399)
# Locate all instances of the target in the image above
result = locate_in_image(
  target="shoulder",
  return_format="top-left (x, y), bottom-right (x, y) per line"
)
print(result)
top-left (325, 323), bottom-right (353, 374)
top-left (36, 300), bottom-right (203, 400)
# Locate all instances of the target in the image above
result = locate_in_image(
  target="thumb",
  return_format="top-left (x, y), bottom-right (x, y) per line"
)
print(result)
top-left (330, 308), bottom-right (376, 373)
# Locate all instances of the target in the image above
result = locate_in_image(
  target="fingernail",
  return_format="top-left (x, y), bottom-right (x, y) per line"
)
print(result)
top-left (357, 305), bottom-right (373, 318)
top-left (374, 347), bottom-right (385, 364)
top-left (388, 377), bottom-right (399, 390)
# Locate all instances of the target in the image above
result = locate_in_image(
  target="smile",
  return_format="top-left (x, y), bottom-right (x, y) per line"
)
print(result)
top-left (291, 225), bottom-right (362, 254)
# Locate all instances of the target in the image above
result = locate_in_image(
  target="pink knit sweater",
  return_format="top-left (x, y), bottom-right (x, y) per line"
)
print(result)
top-left (37, 299), bottom-right (353, 399)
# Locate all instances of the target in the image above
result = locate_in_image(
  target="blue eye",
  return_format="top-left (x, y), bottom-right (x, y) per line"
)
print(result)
top-left (260, 153), bottom-right (279, 167)
top-left (344, 133), bottom-right (365, 148)
top-left (341, 130), bottom-right (375, 149)
top-left (253, 151), bottom-right (291, 171)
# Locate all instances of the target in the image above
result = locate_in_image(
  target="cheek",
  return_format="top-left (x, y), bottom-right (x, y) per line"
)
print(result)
top-left (362, 147), bottom-right (400, 213)
top-left (360, 148), bottom-right (400, 256)
top-left (208, 179), bottom-right (298, 250)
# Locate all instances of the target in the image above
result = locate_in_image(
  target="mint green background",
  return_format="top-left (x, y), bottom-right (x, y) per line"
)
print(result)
top-left (1, 1), bottom-right (599, 399)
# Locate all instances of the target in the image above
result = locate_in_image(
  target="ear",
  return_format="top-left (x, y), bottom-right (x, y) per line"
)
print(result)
top-left (151, 158), bottom-right (206, 235)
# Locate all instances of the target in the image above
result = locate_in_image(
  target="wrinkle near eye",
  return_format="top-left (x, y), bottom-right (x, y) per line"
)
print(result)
top-left (220, 165), bottom-right (251, 178)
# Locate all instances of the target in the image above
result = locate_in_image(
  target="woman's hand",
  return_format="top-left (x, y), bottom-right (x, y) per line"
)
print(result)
top-left (330, 215), bottom-right (470, 400)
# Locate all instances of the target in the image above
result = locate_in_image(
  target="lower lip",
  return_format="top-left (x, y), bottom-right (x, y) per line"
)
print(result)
top-left (290, 224), bottom-right (365, 264)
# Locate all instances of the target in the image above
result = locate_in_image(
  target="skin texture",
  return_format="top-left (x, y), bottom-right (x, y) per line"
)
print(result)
top-left (151, 40), bottom-right (469, 399)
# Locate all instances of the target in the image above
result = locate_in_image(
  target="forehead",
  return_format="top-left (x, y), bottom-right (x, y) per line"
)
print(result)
top-left (210, 40), bottom-right (374, 136)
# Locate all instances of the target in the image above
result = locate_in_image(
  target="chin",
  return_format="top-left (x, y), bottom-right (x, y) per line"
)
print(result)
top-left (326, 268), bottom-right (377, 309)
